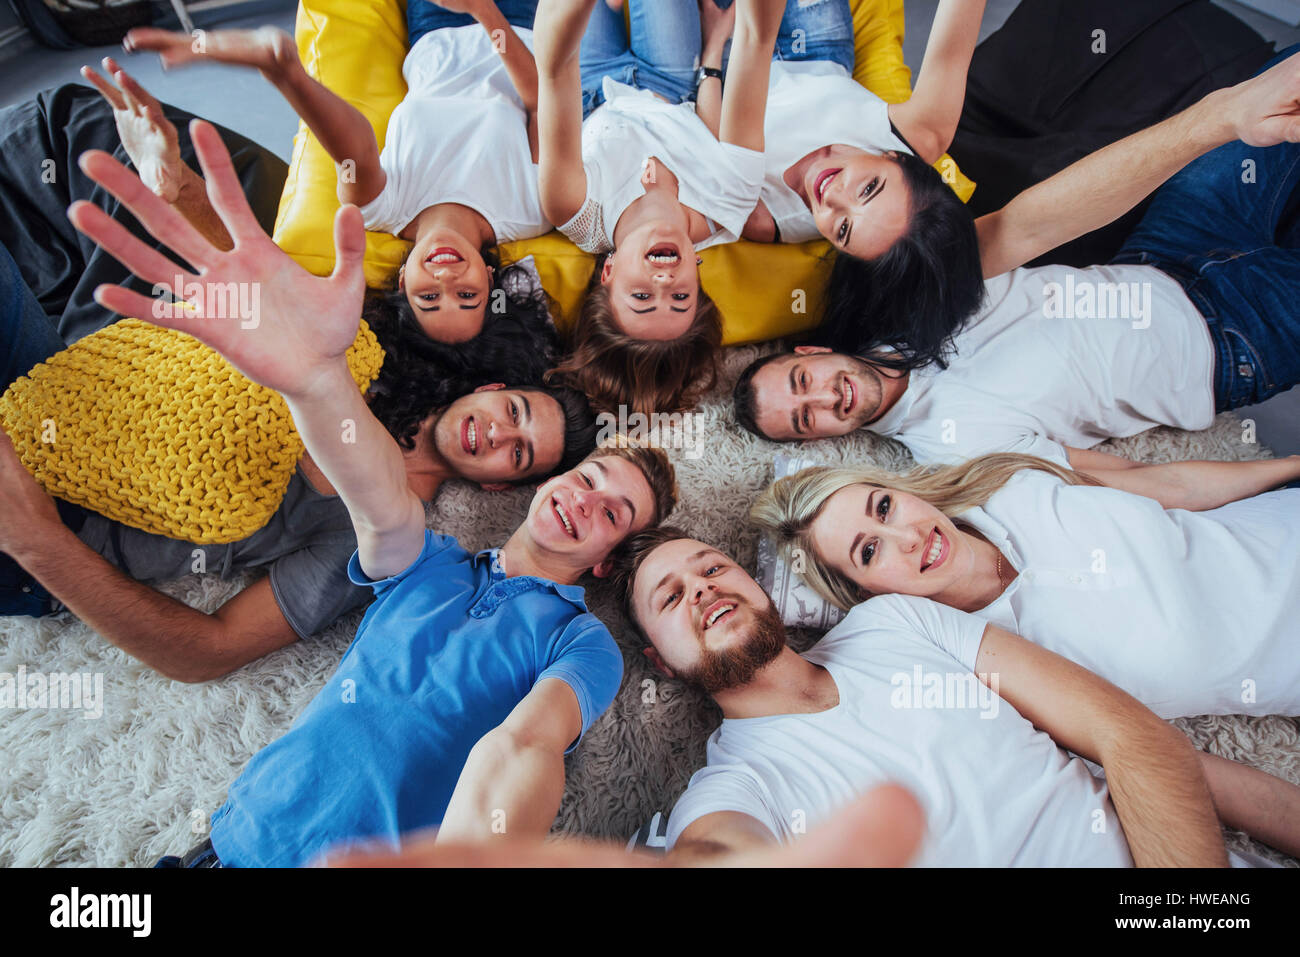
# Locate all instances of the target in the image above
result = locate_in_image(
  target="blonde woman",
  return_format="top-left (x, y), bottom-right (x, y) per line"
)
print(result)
top-left (750, 453), bottom-right (1300, 721)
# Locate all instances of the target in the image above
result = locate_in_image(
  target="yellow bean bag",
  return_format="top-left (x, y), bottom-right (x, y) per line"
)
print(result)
top-left (273, 0), bottom-right (975, 345)
top-left (0, 320), bottom-right (384, 545)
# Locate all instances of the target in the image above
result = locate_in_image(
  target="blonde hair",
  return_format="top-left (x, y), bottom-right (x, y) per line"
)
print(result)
top-left (749, 453), bottom-right (1099, 611)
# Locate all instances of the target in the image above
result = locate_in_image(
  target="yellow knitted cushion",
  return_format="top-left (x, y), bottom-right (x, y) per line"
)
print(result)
top-left (273, 0), bottom-right (975, 345)
top-left (0, 319), bottom-right (384, 545)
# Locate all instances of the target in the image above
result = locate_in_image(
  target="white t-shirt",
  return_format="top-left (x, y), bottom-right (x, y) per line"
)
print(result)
top-left (760, 61), bottom-right (912, 244)
top-left (359, 25), bottom-right (549, 242)
top-left (869, 264), bottom-right (1217, 467)
top-left (665, 593), bottom-right (1134, 867)
top-left (559, 77), bottom-right (766, 254)
top-left (958, 470), bottom-right (1300, 719)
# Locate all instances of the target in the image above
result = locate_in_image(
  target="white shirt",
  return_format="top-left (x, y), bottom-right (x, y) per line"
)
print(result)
top-left (870, 264), bottom-right (1217, 467)
top-left (665, 593), bottom-right (1134, 867)
top-left (359, 25), bottom-right (549, 242)
top-left (958, 470), bottom-right (1300, 719)
top-left (760, 61), bottom-right (912, 244)
top-left (559, 77), bottom-right (766, 254)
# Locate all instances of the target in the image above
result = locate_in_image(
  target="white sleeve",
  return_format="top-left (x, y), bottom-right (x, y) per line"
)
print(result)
top-left (1002, 431), bottom-right (1072, 469)
top-left (897, 425), bottom-right (1070, 469)
top-left (665, 765), bottom-right (782, 850)
top-left (358, 138), bottom-right (409, 235)
top-left (858, 594), bottom-right (989, 673)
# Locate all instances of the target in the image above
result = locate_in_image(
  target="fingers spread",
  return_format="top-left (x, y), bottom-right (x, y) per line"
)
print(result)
top-left (76, 149), bottom-right (213, 268)
top-left (68, 197), bottom-right (197, 293)
top-left (81, 64), bottom-right (126, 110)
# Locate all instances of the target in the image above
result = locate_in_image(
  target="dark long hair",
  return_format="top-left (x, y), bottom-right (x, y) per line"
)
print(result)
top-left (546, 257), bottom-right (722, 416)
top-left (363, 254), bottom-right (598, 473)
top-left (819, 151), bottom-right (986, 372)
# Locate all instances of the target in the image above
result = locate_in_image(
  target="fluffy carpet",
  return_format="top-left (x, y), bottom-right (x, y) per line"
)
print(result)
top-left (1, 343), bottom-right (1297, 867)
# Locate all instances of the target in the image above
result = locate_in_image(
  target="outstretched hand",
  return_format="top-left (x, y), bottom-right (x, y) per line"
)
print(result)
top-left (81, 57), bottom-right (183, 203)
top-left (1225, 49), bottom-right (1300, 148)
top-left (66, 119), bottom-right (367, 400)
top-left (322, 784), bottom-right (925, 868)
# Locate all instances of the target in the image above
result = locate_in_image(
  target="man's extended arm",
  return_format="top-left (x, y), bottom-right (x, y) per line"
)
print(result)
top-left (976, 49), bottom-right (1300, 277)
top-left (975, 623), bottom-right (1227, 867)
top-left (67, 120), bottom-right (426, 580)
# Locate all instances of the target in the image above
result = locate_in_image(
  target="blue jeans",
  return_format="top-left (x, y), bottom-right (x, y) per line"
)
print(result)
top-left (773, 0), bottom-right (855, 73)
top-left (1113, 42), bottom-right (1300, 411)
top-left (0, 240), bottom-right (81, 617)
top-left (407, 0), bottom-right (539, 47)
top-left (579, 0), bottom-right (855, 117)
top-left (580, 0), bottom-right (702, 116)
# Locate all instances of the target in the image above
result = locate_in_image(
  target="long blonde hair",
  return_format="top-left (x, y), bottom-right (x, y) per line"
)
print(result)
top-left (749, 454), bottom-right (1099, 611)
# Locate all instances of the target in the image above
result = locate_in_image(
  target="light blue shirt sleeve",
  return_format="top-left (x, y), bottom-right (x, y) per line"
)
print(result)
top-left (537, 616), bottom-right (625, 754)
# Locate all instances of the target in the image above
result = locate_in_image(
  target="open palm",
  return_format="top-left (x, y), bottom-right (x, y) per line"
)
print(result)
top-left (68, 120), bottom-right (366, 399)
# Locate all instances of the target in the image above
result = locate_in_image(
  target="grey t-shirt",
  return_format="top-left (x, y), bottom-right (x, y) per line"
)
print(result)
top-left (76, 469), bottom-right (371, 637)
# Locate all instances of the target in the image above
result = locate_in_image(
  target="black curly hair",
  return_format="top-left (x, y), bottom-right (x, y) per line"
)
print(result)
top-left (362, 257), bottom-right (598, 478)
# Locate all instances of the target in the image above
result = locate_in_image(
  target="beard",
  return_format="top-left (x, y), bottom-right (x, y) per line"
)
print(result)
top-left (678, 599), bottom-right (787, 694)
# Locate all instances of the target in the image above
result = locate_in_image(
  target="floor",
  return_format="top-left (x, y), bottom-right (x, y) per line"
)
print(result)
top-left (1, 0), bottom-right (1297, 453)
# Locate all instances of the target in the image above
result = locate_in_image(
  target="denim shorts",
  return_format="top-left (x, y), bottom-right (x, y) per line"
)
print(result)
top-left (1112, 42), bottom-right (1300, 411)
top-left (407, 0), bottom-right (538, 48)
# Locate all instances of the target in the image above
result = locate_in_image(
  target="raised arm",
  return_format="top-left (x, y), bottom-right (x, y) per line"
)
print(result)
top-left (67, 121), bottom-right (426, 580)
top-left (717, 0), bottom-right (785, 152)
top-left (1070, 452), bottom-right (1300, 511)
top-left (695, 0), bottom-right (735, 139)
top-left (976, 48), bottom-right (1300, 277)
top-left (81, 58), bottom-right (233, 250)
top-left (124, 26), bottom-right (386, 207)
top-left (975, 623), bottom-right (1227, 867)
top-left (322, 783), bottom-right (924, 867)
top-left (441, 0), bottom-right (542, 159)
top-left (436, 677), bottom-right (582, 842)
top-left (533, 0), bottom-right (593, 225)
top-left (887, 0), bottom-right (986, 164)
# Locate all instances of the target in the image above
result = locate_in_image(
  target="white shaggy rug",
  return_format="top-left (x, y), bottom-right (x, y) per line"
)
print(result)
top-left (1, 343), bottom-right (1297, 867)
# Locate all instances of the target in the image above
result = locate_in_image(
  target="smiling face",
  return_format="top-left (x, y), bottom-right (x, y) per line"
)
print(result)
top-left (431, 386), bottom-right (565, 484)
top-left (751, 349), bottom-right (883, 441)
top-left (808, 484), bottom-right (977, 602)
top-left (631, 538), bottom-right (786, 693)
top-left (523, 453), bottom-right (657, 572)
top-left (785, 146), bottom-right (911, 260)
top-left (400, 229), bottom-right (494, 343)
top-left (601, 222), bottom-right (701, 341)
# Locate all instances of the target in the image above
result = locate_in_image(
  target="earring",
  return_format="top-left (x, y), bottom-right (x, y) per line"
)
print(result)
top-left (696, 256), bottom-right (703, 265)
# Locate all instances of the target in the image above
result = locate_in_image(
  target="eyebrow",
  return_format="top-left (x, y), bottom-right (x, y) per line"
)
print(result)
top-left (651, 548), bottom-right (715, 602)
top-left (629, 305), bottom-right (656, 314)
top-left (849, 490), bottom-right (877, 565)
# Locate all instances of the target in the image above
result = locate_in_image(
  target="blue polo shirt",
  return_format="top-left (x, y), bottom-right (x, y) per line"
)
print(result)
top-left (208, 531), bottom-right (624, 867)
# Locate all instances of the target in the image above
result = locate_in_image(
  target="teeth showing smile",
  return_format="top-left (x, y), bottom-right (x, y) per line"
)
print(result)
top-left (553, 500), bottom-right (576, 538)
top-left (843, 378), bottom-right (855, 414)
top-left (646, 245), bottom-right (680, 265)
top-left (921, 530), bottom-right (943, 571)
top-left (429, 253), bottom-right (460, 264)
top-left (467, 419), bottom-right (477, 453)
top-left (705, 603), bottom-right (735, 629)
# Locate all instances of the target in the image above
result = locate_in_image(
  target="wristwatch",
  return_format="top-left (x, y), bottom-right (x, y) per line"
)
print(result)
top-left (695, 66), bottom-right (723, 90)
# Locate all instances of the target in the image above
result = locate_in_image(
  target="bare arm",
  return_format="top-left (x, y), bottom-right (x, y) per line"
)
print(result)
top-left (976, 50), bottom-right (1300, 277)
top-left (717, 0), bottom-right (785, 152)
top-left (533, 0), bottom-right (593, 224)
top-left (1199, 752), bottom-right (1300, 859)
top-left (1075, 454), bottom-right (1300, 511)
top-left (975, 623), bottom-right (1227, 867)
top-left (695, 0), bottom-right (735, 139)
top-left (437, 678), bottom-right (583, 842)
top-left (68, 122), bottom-right (426, 580)
top-left (887, 0), bottom-right (986, 164)
top-left (124, 26), bottom-right (386, 207)
top-left (0, 435), bottom-right (298, 680)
